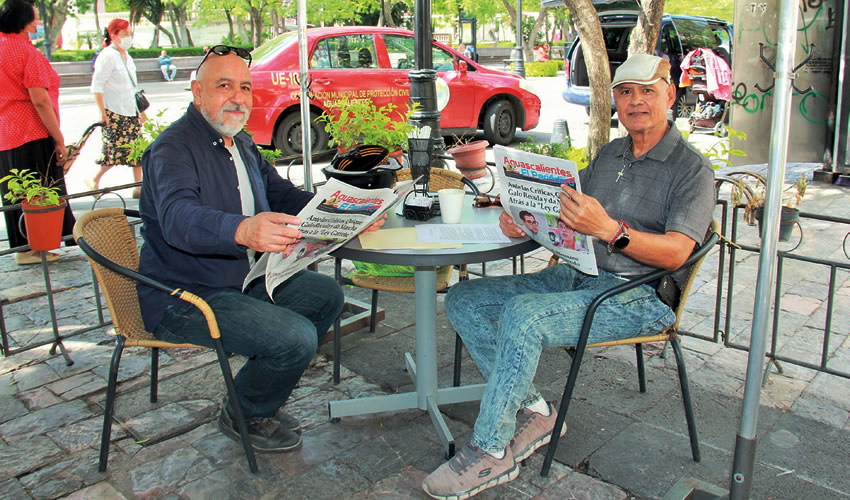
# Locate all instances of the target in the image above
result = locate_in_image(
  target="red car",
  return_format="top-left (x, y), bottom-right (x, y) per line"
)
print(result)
top-left (246, 26), bottom-right (541, 157)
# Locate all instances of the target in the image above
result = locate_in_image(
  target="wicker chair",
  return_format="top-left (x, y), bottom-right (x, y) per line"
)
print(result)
top-left (73, 208), bottom-right (258, 474)
top-left (540, 220), bottom-right (720, 476)
top-left (331, 168), bottom-right (479, 385)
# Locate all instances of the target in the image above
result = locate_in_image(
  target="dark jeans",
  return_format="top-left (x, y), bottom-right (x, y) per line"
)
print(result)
top-left (153, 270), bottom-right (344, 419)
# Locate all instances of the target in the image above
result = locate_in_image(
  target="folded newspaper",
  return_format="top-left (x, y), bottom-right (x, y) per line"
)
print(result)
top-left (494, 145), bottom-right (598, 275)
top-left (243, 177), bottom-right (416, 298)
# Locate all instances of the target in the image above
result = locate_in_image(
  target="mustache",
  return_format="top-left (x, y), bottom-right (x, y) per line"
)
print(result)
top-left (221, 104), bottom-right (247, 114)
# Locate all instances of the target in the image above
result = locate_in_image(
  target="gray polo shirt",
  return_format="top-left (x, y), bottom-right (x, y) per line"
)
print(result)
top-left (579, 122), bottom-right (716, 284)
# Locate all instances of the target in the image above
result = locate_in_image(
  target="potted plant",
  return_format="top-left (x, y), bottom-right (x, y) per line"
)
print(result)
top-left (447, 136), bottom-right (489, 179)
top-left (730, 173), bottom-right (807, 242)
top-left (317, 98), bottom-right (419, 156)
top-left (1, 168), bottom-right (66, 251)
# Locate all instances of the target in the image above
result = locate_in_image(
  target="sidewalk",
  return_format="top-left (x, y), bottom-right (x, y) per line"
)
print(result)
top-left (0, 176), bottom-right (848, 499)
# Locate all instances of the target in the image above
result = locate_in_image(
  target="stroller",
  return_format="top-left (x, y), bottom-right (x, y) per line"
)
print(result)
top-left (682, 51), bottom-right (730, 137)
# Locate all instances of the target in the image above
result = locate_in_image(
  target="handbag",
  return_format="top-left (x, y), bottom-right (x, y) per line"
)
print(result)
top-left (120, 54), bottom-right (149, 114)
top-left (134, 89), bottom-right (150, 113)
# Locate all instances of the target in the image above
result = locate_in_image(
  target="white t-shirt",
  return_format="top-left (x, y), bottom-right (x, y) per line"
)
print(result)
top-left (90, 45), bottom-right (138, 117)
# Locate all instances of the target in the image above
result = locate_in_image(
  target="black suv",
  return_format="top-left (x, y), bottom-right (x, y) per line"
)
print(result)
top-left (553, 0), bottom-right (732, 117)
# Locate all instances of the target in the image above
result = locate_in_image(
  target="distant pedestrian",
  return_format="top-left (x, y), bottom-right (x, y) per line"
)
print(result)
top-left (89, 18), bottom-right (144, 197)
top-left (158, 49), bottom-right (177, 81)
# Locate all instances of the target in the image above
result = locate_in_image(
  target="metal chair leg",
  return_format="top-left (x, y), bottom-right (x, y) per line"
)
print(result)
top-left (213, 337), bottom-right (258, 473)
top-left (452, 334), bottom-right (463, 387)
top-left (635, 343), bottom-right (646, 393)
top-left (333, 258), bottom-right (342, 385)
top-left (99, 336), bottom-right (125, 472)
top-left (541, 342), bottom-right (588, 477)
top-left (369, 289), bottom-right (379, 332)
top-left (671, 337), bottom-right (701, 462)
top-left (150, 347), bottom-right (159, 403)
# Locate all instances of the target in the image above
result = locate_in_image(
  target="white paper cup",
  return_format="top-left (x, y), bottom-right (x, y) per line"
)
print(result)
top-left (438, 189), bottom-right (465, 224)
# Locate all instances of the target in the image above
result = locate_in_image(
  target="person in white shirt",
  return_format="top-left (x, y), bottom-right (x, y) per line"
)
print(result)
top-left (90, 18), bottom-right (144, 197)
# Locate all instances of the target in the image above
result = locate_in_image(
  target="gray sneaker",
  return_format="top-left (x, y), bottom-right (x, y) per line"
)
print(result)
top-left (218, 407), bottom-right (302, 453)
top-left (422, 443), bottom-right (519, 499)
top-left (510, 402), bottom-right (567, 462)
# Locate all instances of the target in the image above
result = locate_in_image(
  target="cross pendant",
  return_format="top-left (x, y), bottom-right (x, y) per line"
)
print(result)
top-left (616, 169), bottom-right (625, 182)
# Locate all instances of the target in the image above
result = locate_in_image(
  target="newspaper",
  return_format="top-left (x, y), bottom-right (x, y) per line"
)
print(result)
top-left (494, 145), bottom-right (598, 276)
top-left (244, 177), bottom-right (416, 298)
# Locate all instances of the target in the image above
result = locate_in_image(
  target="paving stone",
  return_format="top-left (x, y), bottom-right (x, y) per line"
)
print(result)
top-left (176, 463), bottom-right (278, 499)
top-left (18, 386), bottom-right (63, 410)
top-left (535, 470), bottom-right (628, 500)
top-left (801, 372), bottom-right (850, 412)
top-left (128, 447), bottom-right (216, 497)
top-left (0, 436), bottom-right (64, 481)
top-left (125, 399), bottom-right (218, 445)
top-left (62, 481), bottom-right (127, 500)
top-left (790, 397), bottom-right (850, 429)
top-left (758, 374), bottom-right (807, 410)
top-left (45, 371), bottom-right (104, 398)
top-left (350, 466), bottom-right (428, 499)
top-left (0, 393), bottom-right (29, 425)
top-left (0, 399), bottom-right (93, 443)
top-left (12, 362), bottom-right (61, 392)
top-left (0, 479), bottom-right (29, 500)
top-left (269, 454), bottom-right (370, 499)
top-left (19, 452), bottom-right (105, 497)
top-left (47, 415), bottom-right (128, 453)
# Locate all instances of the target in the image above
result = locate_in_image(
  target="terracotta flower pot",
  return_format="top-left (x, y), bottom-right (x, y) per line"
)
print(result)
top-left (447, 140), bottom-right (488, 179)
top-left (21, 199), bottom-right (66, 251)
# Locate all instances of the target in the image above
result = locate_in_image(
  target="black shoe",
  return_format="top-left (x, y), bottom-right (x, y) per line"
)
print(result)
top-left (218, 407), bottom-right (302, 453)
top-left (223, 397), bottom-right (301, 433)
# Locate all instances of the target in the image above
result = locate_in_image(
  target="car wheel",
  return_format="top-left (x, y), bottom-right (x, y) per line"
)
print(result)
top-left (483, 100), bottom-right (516, 145)
top-left (274, 111), bottom-right (329, 158)
top-left (674, 91), bottom-right (694, 119)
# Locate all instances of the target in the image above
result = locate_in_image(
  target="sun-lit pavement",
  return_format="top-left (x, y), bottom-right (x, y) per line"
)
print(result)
top-left (0, 73), bottom-right (849, 499)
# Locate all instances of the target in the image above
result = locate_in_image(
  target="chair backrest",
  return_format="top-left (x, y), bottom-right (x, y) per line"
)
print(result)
top-left (73, 208), bottom-right (150, 340)
top-left (670, 219), bottom-right (720, 330)
top-left (397, 168), bottom-right (479, 194)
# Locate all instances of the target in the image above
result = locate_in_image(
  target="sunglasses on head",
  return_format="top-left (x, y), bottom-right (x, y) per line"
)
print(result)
top-left (197, 45), bottom-right (253, 70)
top-left (473, 194), bottom-right (502, 208)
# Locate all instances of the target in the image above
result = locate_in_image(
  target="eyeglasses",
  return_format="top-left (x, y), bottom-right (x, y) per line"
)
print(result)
top-left (473, 194), bottom-right (501, 208)
top-left (197, 45), bottom-right (253, 70)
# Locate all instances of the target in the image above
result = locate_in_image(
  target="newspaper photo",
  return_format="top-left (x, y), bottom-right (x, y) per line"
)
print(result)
top-left (494, 145), bottom-right (598, 276)
top-left (243, 177), bottom-right (415, 297)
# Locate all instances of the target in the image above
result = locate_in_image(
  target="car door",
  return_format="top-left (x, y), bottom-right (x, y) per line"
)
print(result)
top-left (309, 34), bottom-right (392, 113)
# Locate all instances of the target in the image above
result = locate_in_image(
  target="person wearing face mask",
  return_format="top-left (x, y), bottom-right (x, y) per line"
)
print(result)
top-left (90, 18), bottom-right (144, 197)
top-left (0, 0), bottom-right (76, 265)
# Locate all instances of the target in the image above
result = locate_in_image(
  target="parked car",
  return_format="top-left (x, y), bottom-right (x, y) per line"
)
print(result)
top-left (246, 27), bottom-right (542, 157)
top-left (552, 0), bottom-right (732, 117)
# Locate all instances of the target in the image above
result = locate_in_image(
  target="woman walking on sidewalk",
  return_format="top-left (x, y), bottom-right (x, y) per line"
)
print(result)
top-left (0, 0), bottom-right (76, 265)
top-left (90, 18), bottom-right (144, 197)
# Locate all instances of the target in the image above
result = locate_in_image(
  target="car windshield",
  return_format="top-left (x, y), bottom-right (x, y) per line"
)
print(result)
top-left (673, 18), bottom-right (722, 53)
top-left (253, 32), bottom-right (297, 66)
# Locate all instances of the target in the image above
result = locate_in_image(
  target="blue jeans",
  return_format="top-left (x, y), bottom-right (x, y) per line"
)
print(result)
top-left (445, 264), bottom-right (676, 454)
top-left (153, 270), bottom-right (344, 419)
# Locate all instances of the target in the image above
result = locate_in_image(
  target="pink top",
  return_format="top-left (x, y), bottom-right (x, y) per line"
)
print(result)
top-left (0, 32), bottom-right (61, 151)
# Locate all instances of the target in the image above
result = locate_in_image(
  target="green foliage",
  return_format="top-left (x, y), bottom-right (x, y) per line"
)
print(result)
top-left (104, 0), bottom-right (129, 12)
top-left (259, 148), bottom-right (284, 165)
top-left (317, 98), bottom-right (420, 152)
top-left (51, 46), bottom-right (232, 62)
top-left (123, 109), bottom-right (171, 164)
top-left (524, 61), bottom-right (559, 77)
top-left (664, 0), bottom-right (734, 22)
top-left (1, 169), bottom-right (62, 207)
top-left (514, 140), bottom-right (589, 170)
top-left (699, 126), bottom-right (747, 169)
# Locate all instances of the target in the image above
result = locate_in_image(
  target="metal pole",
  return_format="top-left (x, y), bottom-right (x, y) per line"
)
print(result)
top-left (410, 0), bottom-right (445, 164)
top-left (728, 0), bottom-right (800, 497)
top-left (296, 0), bottom-right (313, 192)
top-left (510, 0), bottom-right (525, 77)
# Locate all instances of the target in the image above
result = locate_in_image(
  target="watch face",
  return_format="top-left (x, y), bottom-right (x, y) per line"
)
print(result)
top-left (614, 234), bottom-right (630, 250)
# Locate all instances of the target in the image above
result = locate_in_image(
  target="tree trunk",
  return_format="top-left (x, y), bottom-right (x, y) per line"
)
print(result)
top-left (237, 16), bottom-right (250, 45)
top-left (169, 10), bottom-right (182, 46)
top-left (250, 8), bottom-right (263, 47)
top-left (524, 7), bottom-right (548, 59)
top-left (225, 10), bottom-right (235, 43)
top-left (563, 0), bottom-right (611, 161)
top-left (157, 24), bottom-right (175, 46)
top-left (628, 0), bottom-right (664, 56)
top-left (382, 0), bottom-right (397, 28)
top-left (93, 0), bottom-right (100, 35)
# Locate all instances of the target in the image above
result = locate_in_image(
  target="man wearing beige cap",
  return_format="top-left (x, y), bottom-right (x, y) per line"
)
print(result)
top-left (422, 53), bottom-right (716, 499)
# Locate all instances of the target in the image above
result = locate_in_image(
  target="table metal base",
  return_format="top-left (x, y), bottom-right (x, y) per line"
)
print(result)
top-left (328, 351), bottom-right (485, 458)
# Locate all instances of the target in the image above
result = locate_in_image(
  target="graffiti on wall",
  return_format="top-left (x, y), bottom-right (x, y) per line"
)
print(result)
top-left (729, 0), bottom-right (836, 164)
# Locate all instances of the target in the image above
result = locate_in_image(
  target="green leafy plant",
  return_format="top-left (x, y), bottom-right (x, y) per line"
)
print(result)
top-left (259, 147), bottom-right (284, 165)
top-left (1, 169), bottom-right (62, 206)
top-left (699, 126), bottom-right (747, 169)
top-left (124, 109), bottom-right (172, 163)
top-left (514, 140), bottom-right (589, 170)
top-left (524, 61), bottom-right (560, 77)
top-left (730, 173), bottom-right (807, 224)
top-left (317, 98), bottom-right (420, 152)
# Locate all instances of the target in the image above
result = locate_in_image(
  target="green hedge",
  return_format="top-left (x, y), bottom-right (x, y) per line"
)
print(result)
top-left (524, 61), bottom-right (559, 77)
top-left (51, 45), bottom-right (253, 62)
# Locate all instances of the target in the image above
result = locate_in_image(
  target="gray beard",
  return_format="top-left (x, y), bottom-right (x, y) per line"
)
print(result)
top-left (201, 106), bottom-right (248, 139)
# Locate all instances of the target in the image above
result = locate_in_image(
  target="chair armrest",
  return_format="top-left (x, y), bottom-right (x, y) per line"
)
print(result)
top-left (576, 231), bottom-right (720, 348)
top-left (461, 176), bottom-right (481, 195)
top-left (77, 237), bottom-right (222, 339)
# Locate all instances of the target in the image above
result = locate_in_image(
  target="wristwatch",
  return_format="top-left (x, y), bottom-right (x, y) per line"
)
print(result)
top-left (607, 220), bottom-right (631, 253)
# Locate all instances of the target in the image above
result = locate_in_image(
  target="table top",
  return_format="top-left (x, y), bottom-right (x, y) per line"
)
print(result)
top-left (332, 195), bottom-right (539, 267)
